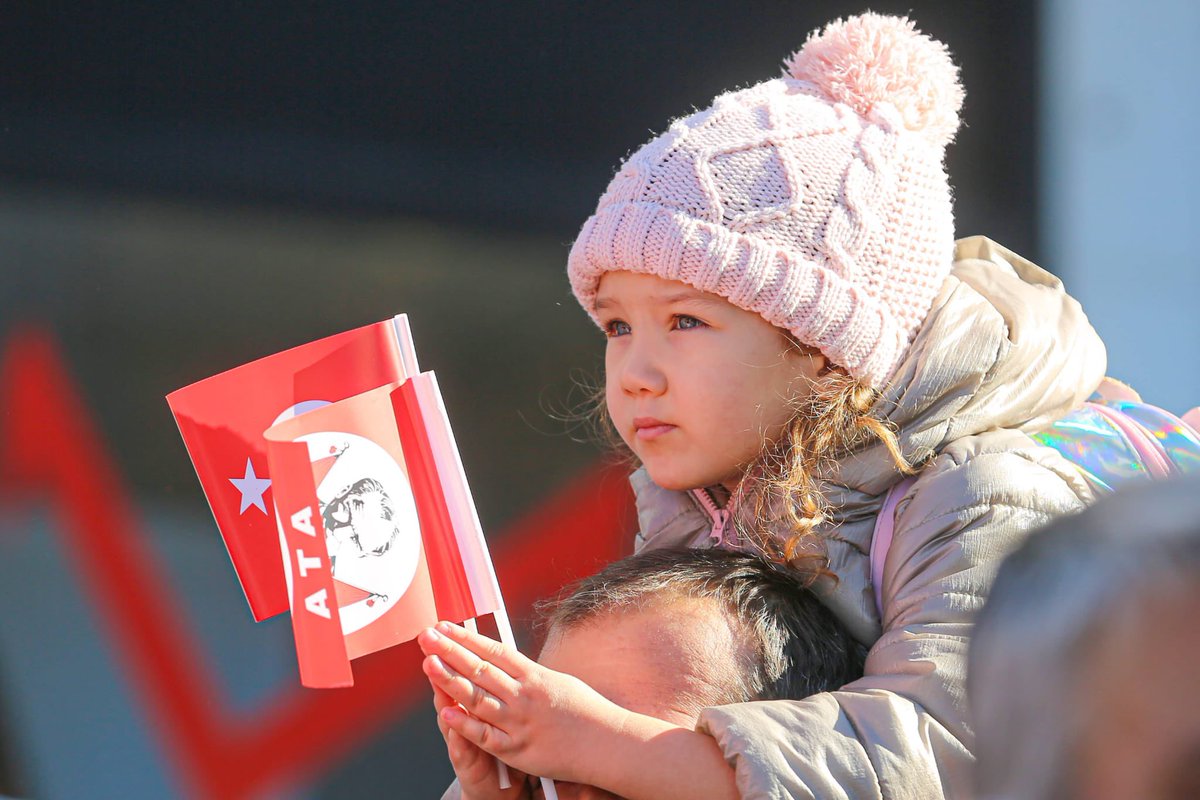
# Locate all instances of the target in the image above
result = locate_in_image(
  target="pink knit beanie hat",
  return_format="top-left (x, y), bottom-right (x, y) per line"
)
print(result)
top-left (567, 13), bottom-right (964, 388)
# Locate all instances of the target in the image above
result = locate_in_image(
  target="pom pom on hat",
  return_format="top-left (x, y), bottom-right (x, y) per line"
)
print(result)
top-left (786, 12), bottom-right (964, 147)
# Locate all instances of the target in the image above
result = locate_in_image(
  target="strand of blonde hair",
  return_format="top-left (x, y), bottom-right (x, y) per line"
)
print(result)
top-left (730, 369), bottom-right (913, 585)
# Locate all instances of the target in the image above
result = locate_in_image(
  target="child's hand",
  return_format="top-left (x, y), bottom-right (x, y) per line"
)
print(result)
top-left (418, 621), bottom-right (629, 784)
top-left (432, 684), bottom-right (530, 800)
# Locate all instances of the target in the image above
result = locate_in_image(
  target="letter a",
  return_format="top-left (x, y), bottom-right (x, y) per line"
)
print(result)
top-left (305, 588), bottom-right (332, 619)
top-left (291, 505), bottom-right (316, 537)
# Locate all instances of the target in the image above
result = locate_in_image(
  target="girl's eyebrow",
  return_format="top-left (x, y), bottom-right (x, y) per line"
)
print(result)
top-left (595, 290), bottom-right (721, 311)
top-left (658, 290), bottom-right (724, 308)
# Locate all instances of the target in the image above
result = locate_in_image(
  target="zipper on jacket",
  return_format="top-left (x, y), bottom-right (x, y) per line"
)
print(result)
top-left (690, 486), bottom-right (730, 546)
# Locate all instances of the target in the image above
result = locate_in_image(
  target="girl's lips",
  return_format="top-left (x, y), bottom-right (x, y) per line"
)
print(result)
top-left (635, 423), bottom-right (676, 441)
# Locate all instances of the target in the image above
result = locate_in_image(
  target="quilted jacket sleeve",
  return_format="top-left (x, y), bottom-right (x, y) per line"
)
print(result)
top-left (694, 445), bottom-right (1089, 799)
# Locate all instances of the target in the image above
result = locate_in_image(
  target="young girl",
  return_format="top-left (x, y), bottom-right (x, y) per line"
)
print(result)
top-left (420, 12), bottom-right (1105, 799)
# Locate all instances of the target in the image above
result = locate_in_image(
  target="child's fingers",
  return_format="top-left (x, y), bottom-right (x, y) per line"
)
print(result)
top-left (448, 730), bottom-right (533, 800)
top-left (424, 654), bottom-right (509, 723)
top-left (419, 626), bottom-right (523, 700)
top-left (441, 703), bottom-right (516, 757)
top-left (446, 727), bottom-right (485, 770)
top-left (432, 685), bottom-right (457, 737)
top-left (432, 621), bottom-right (534, 679)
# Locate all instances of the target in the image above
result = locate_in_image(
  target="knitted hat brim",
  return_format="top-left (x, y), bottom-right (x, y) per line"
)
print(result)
top-left (568, 199), bottom-right (908, 388)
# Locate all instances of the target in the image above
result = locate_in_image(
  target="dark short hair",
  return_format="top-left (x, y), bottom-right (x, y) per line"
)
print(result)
top-left (538, 547), bottom-right (866, 703)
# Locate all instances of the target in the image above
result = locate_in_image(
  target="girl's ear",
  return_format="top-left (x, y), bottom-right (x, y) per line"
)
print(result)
top-left (782, 331), bottom-right (830, 377)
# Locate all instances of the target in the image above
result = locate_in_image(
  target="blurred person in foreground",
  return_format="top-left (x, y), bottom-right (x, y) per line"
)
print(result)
top-left (431, 548), bottom-right (866, 800)
top-left (970, 476), bottom-right (1200, 800)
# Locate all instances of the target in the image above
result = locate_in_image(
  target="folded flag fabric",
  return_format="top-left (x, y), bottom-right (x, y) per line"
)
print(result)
top-left (167, 319), bottom-right (414, 621)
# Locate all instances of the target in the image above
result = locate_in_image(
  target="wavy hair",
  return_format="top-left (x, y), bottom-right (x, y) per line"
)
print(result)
top-left (730, 349), bottom-right (913, 582)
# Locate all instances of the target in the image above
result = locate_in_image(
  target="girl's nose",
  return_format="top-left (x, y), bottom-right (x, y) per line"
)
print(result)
top-left (617, 336), bottom-right (668, 396)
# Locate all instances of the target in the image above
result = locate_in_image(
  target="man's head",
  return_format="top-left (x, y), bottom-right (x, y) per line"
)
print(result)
top-left (530, 548), bottom-right (865, 798)
top-left (971, 476), bottom-right (1200, 800)
top-left (541, 547), bottom-right (865, 705)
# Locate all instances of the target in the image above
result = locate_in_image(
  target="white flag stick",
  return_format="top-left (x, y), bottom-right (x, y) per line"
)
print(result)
top-left (427, 388), bottom-right (556, 797)
top-left (397, 325), bottom-right (559, 800)
top-left (391, 314), bottom-right (420, 378)
top-left (461, 620), bottom-right (516, 791)
top-left (491, 609), bottom-right (558, 800)
top-left (464, 613), bottom-right (559, 797)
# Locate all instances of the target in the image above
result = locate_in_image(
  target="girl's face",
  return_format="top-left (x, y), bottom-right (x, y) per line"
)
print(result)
top-left (598, 271), bottom-right (826, 493)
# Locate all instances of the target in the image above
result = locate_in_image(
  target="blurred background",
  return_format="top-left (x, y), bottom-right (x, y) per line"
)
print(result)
top-left (0, 1), bottom-right (1195, 797)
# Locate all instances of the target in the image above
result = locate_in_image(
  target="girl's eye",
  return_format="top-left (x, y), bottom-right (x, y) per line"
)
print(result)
top-left (604, 319), bottom-right (631, 337)
top-left (675, 314), bottom-right (706, 330)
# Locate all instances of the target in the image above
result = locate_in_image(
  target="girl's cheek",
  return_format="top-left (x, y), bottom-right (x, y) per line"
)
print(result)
top-left (603, 394), bottom-right (634, 447)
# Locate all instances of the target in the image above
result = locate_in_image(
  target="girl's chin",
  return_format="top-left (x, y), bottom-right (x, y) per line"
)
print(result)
top-left (642, 462), bottom-right (721, 493)
top-left (650, 476), bottom-right (698, 492)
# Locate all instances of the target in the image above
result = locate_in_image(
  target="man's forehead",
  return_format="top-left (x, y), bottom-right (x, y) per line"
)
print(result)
top-left (538, 596), bottom-right (745, 724)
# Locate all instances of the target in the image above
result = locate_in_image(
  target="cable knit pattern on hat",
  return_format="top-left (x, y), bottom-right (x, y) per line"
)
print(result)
top-left (568, 13), bottom-right (963, 388)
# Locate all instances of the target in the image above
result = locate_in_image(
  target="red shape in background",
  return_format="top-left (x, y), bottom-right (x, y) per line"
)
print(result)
top-left (0, 327), bottom-right (635, 799)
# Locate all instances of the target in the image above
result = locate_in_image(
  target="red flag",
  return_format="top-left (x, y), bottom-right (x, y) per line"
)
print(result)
top-left (264, 378), bottom-right (499, 687)
top-left (167, 318), bottom-right (416, 621)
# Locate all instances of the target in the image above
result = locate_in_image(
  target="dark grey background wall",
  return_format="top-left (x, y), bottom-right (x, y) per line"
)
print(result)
top-left (2, 2), bottom-right (1037, 235)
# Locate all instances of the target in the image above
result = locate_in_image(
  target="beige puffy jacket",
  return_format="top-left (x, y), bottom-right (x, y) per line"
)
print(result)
top-left (630, 236), bottom-right (1106, 798)
top-left (442, 237), bottom-right (1105, 799)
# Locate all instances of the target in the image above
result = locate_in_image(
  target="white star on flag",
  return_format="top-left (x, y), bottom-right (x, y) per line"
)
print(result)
top-left (230, 458), bottom-right (272, 514)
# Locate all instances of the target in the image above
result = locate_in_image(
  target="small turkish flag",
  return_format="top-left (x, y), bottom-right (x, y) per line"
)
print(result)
top-left (167, 318), bottom-right (417, 621)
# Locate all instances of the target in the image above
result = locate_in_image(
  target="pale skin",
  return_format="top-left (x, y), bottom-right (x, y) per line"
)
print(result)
top-left (424, 597), bottom-right (751, 800)
top-left (421, 272), bottom-right (829, 798)
top-left (420, 620), bottom-right (738, 800)
top-left (429, 681), bottom-right (530, 800)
